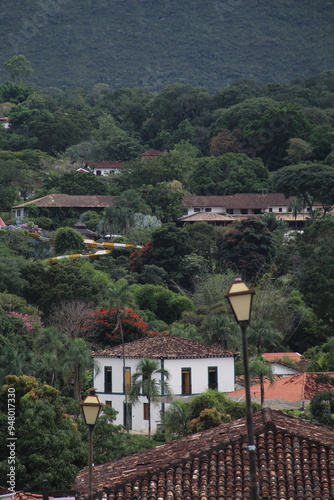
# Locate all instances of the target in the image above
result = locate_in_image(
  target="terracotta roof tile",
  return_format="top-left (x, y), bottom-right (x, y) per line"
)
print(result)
top-left (228, 372), bottom-right (334, 404)
top-left (263, 352), bottom-right (302, 363)
top-left (179, 212), bottom-right (234, 222)
top-left (12, 194), bottom-right (115, 209)
top-left (140, 149), bottom-right (163, 157)
top-left (73, 408), bottom-right (334, 500)
top-left (94, 335), bottom-right (236, 359)
top-left (183, 193), bottom-right (296, 210)
top-left (183, 194), bottom-right (323, 211)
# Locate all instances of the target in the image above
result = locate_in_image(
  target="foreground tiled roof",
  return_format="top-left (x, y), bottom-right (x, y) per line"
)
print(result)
top-left (74, 408), bottom-right (334, 500)
top-left (228, 372), bottom-right (334, 404)
top-left (93, 335), bottom-right (236, 359)
top-left (12, 194), bottom-right (115, 209)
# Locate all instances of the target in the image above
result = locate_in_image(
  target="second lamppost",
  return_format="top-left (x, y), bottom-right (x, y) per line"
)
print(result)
top-left (225, 277), bottom-right (258, 500)
top-left (81, 388), bottom-right (104, 500)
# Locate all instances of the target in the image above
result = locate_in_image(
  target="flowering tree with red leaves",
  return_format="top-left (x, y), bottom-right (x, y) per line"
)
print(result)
top-left (91, 307), bottom-right (151, 348)
top-left (129, 241), bottom-right (153, 273)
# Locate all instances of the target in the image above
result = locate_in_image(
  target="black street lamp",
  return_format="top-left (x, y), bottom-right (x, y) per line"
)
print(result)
top-left (81, 388), bottom-right (103, 500)
top-left (225, 278), bottom-right (258, 500)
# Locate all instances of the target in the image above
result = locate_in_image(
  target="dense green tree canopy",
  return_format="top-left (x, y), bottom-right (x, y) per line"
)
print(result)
top-left (189, 153), bottom-right (269, 195)
top-left (274, 163), bottom-right (334, 216)
top-left (0, 375), bottom-right (86, 491)
top-left (20, 260), bottom-right (104, 316)
top-left (218, 217), bottom-right (276, 283)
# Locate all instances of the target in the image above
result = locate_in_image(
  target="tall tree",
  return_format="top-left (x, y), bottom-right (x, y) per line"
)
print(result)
top-left (129, 358), bottom-right (171, 438)
top-left (287, 197), bottom-right (303, 229)
top-left (103, 281), bottom-right (135, 430)
top-left (274, 163), bottom-right (334, 218)
top-left (3, 55), bottom-right (33, 84)
top-left (249, 355), bottom-right (275, 405)
top-left (218, 217), bottom-right (275, 283)
top-left (247, 318), bottom-right (284, 355)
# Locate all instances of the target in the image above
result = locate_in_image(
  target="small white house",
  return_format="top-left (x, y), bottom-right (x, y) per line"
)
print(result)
top-left (82, 161), bottom-right (127, 176)
top-left (93, 335), bottom-right (237, 435)
top-left (262, 352), bottom-right (303, 376)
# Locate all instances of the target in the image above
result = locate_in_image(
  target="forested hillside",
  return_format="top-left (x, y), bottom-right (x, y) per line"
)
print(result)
top-left (1, 0), bottom-right (334, 90)
top-left (2, 68), bottom-right (334, 492)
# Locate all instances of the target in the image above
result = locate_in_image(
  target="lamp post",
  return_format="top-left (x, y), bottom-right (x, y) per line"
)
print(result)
top-left (81, 388), bottom-right (103, 500)
top-left (225, 278), bottom-right (258, 500)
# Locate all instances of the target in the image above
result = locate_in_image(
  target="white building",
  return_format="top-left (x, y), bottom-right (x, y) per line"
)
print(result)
top-left (262, 352), bottom-right (304, 376)
top-left (93, 335), bottom-right (237, 435)
top-left (82, 161), bottom-right (127, 176)
top-left (182, 193), bottom-right (314, 217)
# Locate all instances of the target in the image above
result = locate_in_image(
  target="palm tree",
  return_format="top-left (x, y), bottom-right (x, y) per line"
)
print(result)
top-left (103, 281), bottom-right (135, 430)
top-left (33, 326), bottom-right (68, 387)
top-left (129, 358), bottom-right (172, 438)
top-left (247, 318), bottom-right (284, 355)
top-left (249, 355), bottom-right (275, 405)
top-left (61, 337), bottom-right (95, 401)
top-left (163, 400), bottom-right (191, 441)
top-left (200, 314), bottom-right (241, 350)
top-left (287, 197), bottom-right (303, 230)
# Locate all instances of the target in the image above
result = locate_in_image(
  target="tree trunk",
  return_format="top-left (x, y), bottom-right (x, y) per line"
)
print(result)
top-left (73, 365), bottom-right (81, 401)
top-left (148, 397), bottom-right (151, 439)
top-left (260, 373), bottom-right (264, 406)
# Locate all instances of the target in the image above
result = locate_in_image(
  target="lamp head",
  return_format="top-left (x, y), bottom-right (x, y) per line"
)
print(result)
top-left (225, 277), bottom-right (255, 323)
top-left (81, 387), bottom-right (103, 426)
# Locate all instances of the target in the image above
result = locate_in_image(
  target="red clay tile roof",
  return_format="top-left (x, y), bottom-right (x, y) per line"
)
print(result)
top-left (0, 492), bottom-right (43, 500)
top-left (184, 194), bottom-right (323, 211)
top-left (13, 493), bottom-right (43, 500)
top-left (12, 194), bottom-right (115, 209)
top-left (179, 212), bottom-right (234, 222)
top-left (93, 335), bottom-right (236, 359)
top-left (228, 372), bottom-right (334, 403)
top-left (263, 352), bottom-right (302, 363)
top-left (140, 149), bottom-right (163, 157)
top-left (74, 408), bottom-right (334, 500)
top-left (183, 193), bottom-right (296, 210)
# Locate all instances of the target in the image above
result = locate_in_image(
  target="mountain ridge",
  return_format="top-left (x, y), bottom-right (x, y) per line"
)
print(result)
top-left (1, 0), bottom-right (334, 91)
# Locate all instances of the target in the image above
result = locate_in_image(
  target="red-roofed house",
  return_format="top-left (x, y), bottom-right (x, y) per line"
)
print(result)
top-left (227, 371), bottom-right (334, 410)
top-left (180, 193), bottom-right (321, 228)
top-left (93, 335), bottom-right (238, 435)
top-left (262, 352), bottom-right (304, 376)
top-left (12, 194), bottom-right (115, 223)
top-left (140, 149), bottom-right (164, 159)
top-left (0, 117), bottom-right (9, 129)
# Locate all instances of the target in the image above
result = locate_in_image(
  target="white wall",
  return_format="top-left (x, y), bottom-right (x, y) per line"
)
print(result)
top-left (93, 355), bottom-right (235, 434)
top-left (187, 206), bottom-right (226, 215)
top-left (270, 362), bottom-right (300, 376)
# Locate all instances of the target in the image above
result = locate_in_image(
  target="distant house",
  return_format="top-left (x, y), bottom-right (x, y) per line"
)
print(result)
top-left (82, 161), bottom-right (127, 176)
top-left (180, 193), bottom-right (320, 228)
top-left (262, 352), bottom-right (308, 376)
top-left (182, 193), bottom-right (297, 216)
top-left (93, 335), bottom-right (237, 435)
top-left (0, 117), bottom-right (9, 129)
top-left (227, 371), bottom-right (334, 410)
top-left (140, 149), bottom-right (164, 159)
top-left (74, 407), bottom-right (334, 500)
top-left (12, 194), bottom-right (115, 224)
